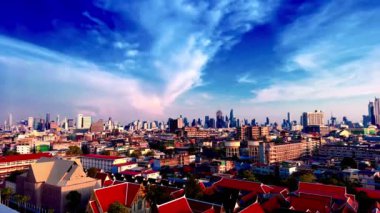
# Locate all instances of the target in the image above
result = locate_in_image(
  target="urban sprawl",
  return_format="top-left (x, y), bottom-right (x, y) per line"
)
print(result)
top-left (0, 98), bottom-right (380, 213)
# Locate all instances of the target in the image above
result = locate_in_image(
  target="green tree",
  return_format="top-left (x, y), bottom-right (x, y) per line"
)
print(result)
top-left (284, 176), bottom-right (298, 192)
top-left (184, 176), bottom-right (203, 199)
top-left (3, 150), bottom-right (19, 156)
top-left (144, 150), bottom-right (155, 157)
top-left (13, 194), bottom-right (30, 212)
top-left (66, 146), bottom-right (82, 156)
top-left (145, 185), bottom-right (171, 206)
top-left (299, 173), bottom-right (316, 183)
top-left (240, 170), bottom-right (257, 182)
top-left (108, 201), bottom-right (127, 213)
top-left (341, 157), bottom-right (357, 170)
top-left (1, 187), bottom-right (13, 205)
top-left (130, 150), bottom-right (142, 158)
top-left (87, 167), bottom-right (98, 178)
top-left (356, 191), bottom-right (374, 213)
top-left (66, 191), bottom-right (81, 213)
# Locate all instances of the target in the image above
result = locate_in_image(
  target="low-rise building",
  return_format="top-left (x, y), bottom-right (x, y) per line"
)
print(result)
top-left (16, 144), bottom-right (31, 154)
top-left (80, 154), bottom-right (131, 172)
top-left (0, 153), bottom-right (52, 178)
top-left (224, 141), bottom-right (240, 158)
top-left (16, 158), bottom-right (100, 213)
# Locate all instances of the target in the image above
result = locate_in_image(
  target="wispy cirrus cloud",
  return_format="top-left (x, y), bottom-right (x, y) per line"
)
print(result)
top-left (0, 0), bottom-right (278, 120)
top-left (237, 73), bottom-right (257, 84)
top-left (250, 1), bottom-right (380, 104)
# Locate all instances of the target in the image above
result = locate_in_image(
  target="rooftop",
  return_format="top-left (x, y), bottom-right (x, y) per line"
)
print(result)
top-left (0, 153), bottom-right (52, 163)
top-left (82, 154), bottom-right (124, 160)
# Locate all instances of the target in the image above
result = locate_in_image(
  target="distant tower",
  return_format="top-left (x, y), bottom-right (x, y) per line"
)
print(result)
top-left (8, 113), bottom-right (12, 129)
top-left (216, 110), bottom-right (224, 128)
top-left (28, 117), bottom-right (34, 129)
top-left (77, 114), bottom-right (83, 129)
top-left (374, 98), bottom-right (380, 125)
top-left (46, 113), bottom-right (51, 129)
top-left (287, 112), bottom-right (290, 123)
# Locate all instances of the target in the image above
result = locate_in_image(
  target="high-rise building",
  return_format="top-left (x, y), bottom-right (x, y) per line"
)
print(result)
top-left (368, 101), bottom-right (375, 125)
top-left (204, 116), bottom-right (210, 128)
top-left (177, 116), bottom-right (184, 129)
top-left (8, 113), bottom-right (12, 130)
top-left (301, 110), bottom-right (324, 126)
top-left (82, 116), bottom-right (92, 129)
top-left (77, 114), bottom-right (83, 129)
top-left (375, 98), bottom-right (380, 125)
top-left (209, 118), bottom-right (216, 128)
top-left (28, 117), bottom-right (34, 129)
top-left (45, 113), bottom-right (51, 129)
top-left (229, 109), bottom-right (236, 127)
top-left (216, 110), bottom-right (224, 128)
top-left (68, 119), bottom-right (74, 128)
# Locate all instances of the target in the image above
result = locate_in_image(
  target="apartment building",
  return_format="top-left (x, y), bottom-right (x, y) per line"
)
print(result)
top-left (319, 144), bottom-right (380, 160)
top-left (0, 153), bottom-right (52, 178)
top-left (80, 154), bottom-right (131, 172)
top-left (225, 141), bottom-right (240, 158)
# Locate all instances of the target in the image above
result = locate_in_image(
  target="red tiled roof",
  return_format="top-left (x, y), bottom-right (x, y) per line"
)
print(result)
top-left (103, 180), bottom-right (114, 187)
top-left (126, 184), bottom-right (141, 207)
top-left (262, 196), bottom-right (283, 212)
top-left (94, 182), bottom-right (141, 212)
top-left (356, 187), bottom-right (380, 200)
top-left (89, 200), bottom-right (100, 213)
top-left (157, 196), bottom-right (192, 213)
top-left (113, 162), bottom-right (137, 167)
top-left (240, 202), bottom-right (265, 213)
top-left (120, 170), bottom-right (141, 176)
top-left (289, 194), bottom-right (331, 213)
top-left (213, 178), bottom-right (263, 193)
top-left (94, 183), bottom-right (127, 212)
top-left (83, 154), bottom-right (123, 160)
top-left (170, 188), bottom-right (185, 199)
top-left (297, 182), bottom-right (347, 200)
top-left (346, 196), bottom-right (358, 212)
top-left (141, 170), bottom-right (159, 175)
top-left (0, 153), bottom-right (51, 163)
top-left (188, 199), bottom-right (223, 213)
top-left (94, 172), bottom-right (111, 186)
top-left (240, 191), bottom-right (257, 203)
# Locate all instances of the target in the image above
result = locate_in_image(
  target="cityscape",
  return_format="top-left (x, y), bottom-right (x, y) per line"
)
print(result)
top-left (1, 1), bottom-right (380, 213)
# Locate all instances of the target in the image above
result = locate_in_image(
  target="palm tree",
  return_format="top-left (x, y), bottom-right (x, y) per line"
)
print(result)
top-left (66, 191), bottom-right (81, 213)
top-left (0, 187), bottom-right (13, 205)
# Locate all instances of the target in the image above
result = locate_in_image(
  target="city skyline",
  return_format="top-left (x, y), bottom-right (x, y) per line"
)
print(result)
top-left (1, 0), bottom-right (380, 122)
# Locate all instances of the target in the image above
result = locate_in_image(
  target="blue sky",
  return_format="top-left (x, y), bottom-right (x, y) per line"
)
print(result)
top-left (1, 0), bottom-right (379, 123)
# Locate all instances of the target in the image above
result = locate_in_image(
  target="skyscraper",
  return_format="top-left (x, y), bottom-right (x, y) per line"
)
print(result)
top-left (8, 113), bottom-right (12, 129)
top-left (229, 109), bottom-right (236, 127)
top-left (77, 114), bottom-right (83, 129)
top-left (368, 101), bottom-right (375, 125)
top-left (28, 117), bottom-right (34, 129)
top-left (216, 110), bottom-right (224, 128)
top-left (82, 116), bottom-right (92, 129)
top-left (205, 116), bottom-right (210, 128)
top-left (46, 113), bottom-right (51, 129)
top-left (301, 110), bottom-right (324, 126)
top-left (375, 98), bottom-right (380, 125)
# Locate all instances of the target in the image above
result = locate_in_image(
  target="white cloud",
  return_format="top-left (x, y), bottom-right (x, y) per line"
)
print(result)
top-left (1, 1), bottom-right (279, 120)
top-left (250, 1), bottom-right (380, 104)
top-left (237, 73), bottom-right (257, 84)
